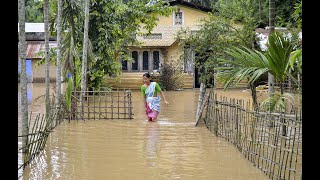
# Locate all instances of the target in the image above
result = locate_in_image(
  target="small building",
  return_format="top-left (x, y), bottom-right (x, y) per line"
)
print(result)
top-left (18, 23), bottom-right (57, 83)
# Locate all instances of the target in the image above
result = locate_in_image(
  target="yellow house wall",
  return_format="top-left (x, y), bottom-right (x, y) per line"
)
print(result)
top-left (157, 5), bottom-right (210, 26)
top-left (165, 41), bottom-right (182, 64)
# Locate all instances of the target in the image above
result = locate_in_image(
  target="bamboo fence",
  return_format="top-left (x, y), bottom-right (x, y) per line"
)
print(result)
top-left (18, 89), bottom-right (133, 177)
top-left (204, 90), bottom-right (302, 180)
top-left (18, 106), bottom-right (66, 172)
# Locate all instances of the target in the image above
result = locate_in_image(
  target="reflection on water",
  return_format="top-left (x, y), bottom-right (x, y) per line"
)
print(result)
top-left (145, 122), bottom-right (160, 167)
top-left (19, 84), bottom-right (269, 180)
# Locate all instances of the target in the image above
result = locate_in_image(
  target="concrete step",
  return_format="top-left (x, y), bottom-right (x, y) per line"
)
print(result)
top-left (105, 72), bottom-right (196, 89)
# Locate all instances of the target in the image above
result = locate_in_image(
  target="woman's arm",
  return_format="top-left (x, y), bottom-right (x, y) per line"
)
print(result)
top-left (160, 90), bottom-right (169, 105)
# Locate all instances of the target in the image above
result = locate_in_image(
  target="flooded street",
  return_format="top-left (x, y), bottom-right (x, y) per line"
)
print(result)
top-left (19, 83), bottom-right (269, 179)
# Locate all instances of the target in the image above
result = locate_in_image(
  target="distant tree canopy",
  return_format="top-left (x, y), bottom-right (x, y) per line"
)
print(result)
top-left (211, 0), bottom-right (301, 28)
top-left (25, 0), bottom-right (44, 22)
top-left (25, 0), bottom-right (301, 29)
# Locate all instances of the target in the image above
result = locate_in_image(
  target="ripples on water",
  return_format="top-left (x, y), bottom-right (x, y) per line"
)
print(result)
top-left (19, 84), bottom-right (268, 179)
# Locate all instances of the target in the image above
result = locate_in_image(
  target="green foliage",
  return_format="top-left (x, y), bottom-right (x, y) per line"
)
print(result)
top-left (259, 93), bottom-right (295, 112)
top-left (178, 14), bottom-right (257, 85)
top-left (289, 49), bottom-right (302, 74)
top-left (35, 47), bottom-right (57, 66)
top-left (88, 0), bottom-right (173, 90)
top-left (213, 0), bottom-right (268, 24)
top-left (216, 32), bottom-right (296, 91)
top-left (156, 61), bottom-right (184, 91)
top-left (215, 46), bottom-right (269, 89)
top-left (212, 0), bottom-right (301, 28)
top-left (292, 0), bottom-right (302, 28)
top-left (26, 0), bottom-right (44, 22)
top-left (65, 76), bottom-right (73, 111)
top-left (48, 0), bottom-right (97, 92)
top-left (216, 32), bottom-right (301, 111)
top-left (265, 32), bottom-right (295, 84)
top-left (275, 0), bottom-right (300, 28)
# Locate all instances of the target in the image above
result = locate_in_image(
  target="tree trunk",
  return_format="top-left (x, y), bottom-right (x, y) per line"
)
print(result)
top-left (44, 0), bottom-right (50, 115)
top-left (196, 82), bottom-right (206, 121)
top-left (249, 83), bottom-right (258, 111)
top-left (56, 0), bottom-right (63, 110)
top-left (268, 0), bottom-right (275, 98)
top-left (18, 0), bottom-right (29, 163)
top-left (80, 0), bottom-right (90, 114)
top-left (258, 0), bottom-right (261, 22)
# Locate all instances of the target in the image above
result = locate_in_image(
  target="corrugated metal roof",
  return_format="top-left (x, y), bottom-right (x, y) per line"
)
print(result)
top-left (25, 41), bottom-right (57, 59)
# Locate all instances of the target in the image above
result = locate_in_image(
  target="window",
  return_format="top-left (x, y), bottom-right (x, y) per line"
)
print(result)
top-left (153, 51), bottom-right (159, 70)
top-left (121, 57), bottom-right (128, 71)
top-left (143, 33), bottom-right (162, 39)
top-left (131, 51), bottom-right (138, 71)
top-left (174, 12), bottom-right (183, 25)
top-left (143, 51), bottom-right (149, 70)
top-left (184, 47), bottom-right (194, 74)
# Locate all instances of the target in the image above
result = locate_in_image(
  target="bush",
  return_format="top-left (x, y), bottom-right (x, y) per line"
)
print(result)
top-left (156, 61), bottom-right (184, 91)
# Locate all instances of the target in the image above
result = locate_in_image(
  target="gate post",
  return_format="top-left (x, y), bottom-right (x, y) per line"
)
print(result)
top-left (126, 90), bottom-right (132, 119)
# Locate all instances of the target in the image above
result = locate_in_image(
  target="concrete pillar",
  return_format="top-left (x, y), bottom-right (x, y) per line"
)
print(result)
top-left (128, 50), bottom-right (132, 72)
top-left (138, 50), bottom-right (143, 71)
top-left (149, 50), bottom-right (153, 72)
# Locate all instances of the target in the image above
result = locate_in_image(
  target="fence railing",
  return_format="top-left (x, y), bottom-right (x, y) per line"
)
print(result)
top-left (70, 89), bottom-right (133, 120)
top-left (18, 89), bottom-right (133, 179)
top-left (204, 91), bottom-right (302, 180)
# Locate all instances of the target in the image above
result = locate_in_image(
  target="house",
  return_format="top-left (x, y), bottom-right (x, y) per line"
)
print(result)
top-left (106, 0), bottom-right (213, 89)
top-left (19, 1), bottom-right (213, 89)
top-left (18, 23), bottom-right (57, 83)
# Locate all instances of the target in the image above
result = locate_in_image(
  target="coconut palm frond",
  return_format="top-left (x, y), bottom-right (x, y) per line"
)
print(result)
top-left (248, 68), bottom-right (269, 84)
top-left (286, 73), bottom-right (302, 90)
top-left (289, 49), bottom-right (302, 73)
top-left (266, 32), bottom-right (295, 82)
top-left (260, 92), bottom-right (295, 112)
top-left (216, 46), bottom-right (270, 90)
top-left (65, 76), bottom-right (73, 111)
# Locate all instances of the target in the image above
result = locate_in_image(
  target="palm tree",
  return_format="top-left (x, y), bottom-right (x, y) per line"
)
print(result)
top-left (56, 0), bottom-right (63, 110)
top-left (265, 31), bottom-right (294, 95)
top-left (268, 0), bottom-right (275, 98)
top-left (18, 0), bottom-right (29, 163)
top-left (215, 32), bottom-right (296, 111)
top-left (61, 0), bottom-right (83, 92)
top-left (80, 0), bottom-right (90, 104)
top-left (44, 0), bottom-right (50, 115)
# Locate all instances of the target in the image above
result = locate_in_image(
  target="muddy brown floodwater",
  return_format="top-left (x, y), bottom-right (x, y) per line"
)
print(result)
top-left (19, 83), bottom-right (269, 180)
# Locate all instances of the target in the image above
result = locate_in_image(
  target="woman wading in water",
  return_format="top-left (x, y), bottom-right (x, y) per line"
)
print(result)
top-left (141, 72), bottom-right (169, 122)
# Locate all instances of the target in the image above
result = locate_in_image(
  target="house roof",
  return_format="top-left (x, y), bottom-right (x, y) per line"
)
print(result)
top-left (134, 25), bottom-right (201, 47)
top-left (169, 0), bottom-right (212, 12)
top-left (24, 41), bottom-right (57, 59)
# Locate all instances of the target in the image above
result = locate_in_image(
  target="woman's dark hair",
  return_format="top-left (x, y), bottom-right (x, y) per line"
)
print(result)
top-left (143, 72), bottom-right (153, 82)
top-left (143, 72), bottom-right (150, 78)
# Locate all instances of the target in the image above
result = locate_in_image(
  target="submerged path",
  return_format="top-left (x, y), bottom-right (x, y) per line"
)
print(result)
top-left (19, 84), bottom-right (268, 179)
